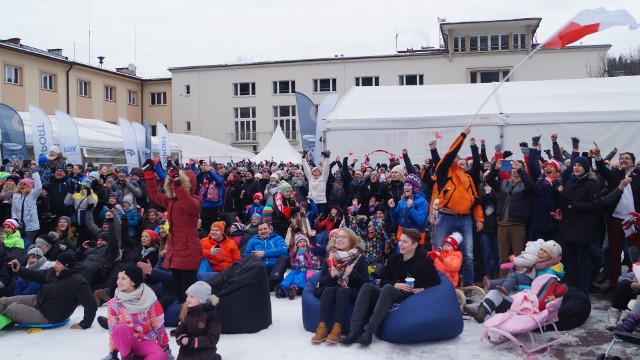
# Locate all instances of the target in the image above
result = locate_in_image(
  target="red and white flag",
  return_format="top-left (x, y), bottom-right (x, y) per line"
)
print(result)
top-left (543, 8), bottom-right (638, 49)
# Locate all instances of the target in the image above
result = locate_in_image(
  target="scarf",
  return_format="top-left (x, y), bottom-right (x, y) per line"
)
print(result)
top-left (114, 283), bottom-right (158, 313)
top-left (329, 247), bottom-right (362, 285)
top-left (140, 246), bottom-right (157, 260)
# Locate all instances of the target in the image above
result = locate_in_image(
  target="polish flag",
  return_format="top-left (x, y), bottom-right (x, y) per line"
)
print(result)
top-left (543, 8), bottom-right (638, 49)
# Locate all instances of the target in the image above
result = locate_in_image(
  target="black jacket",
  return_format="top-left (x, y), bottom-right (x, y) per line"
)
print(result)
top-left (555, 173), bottom-right (601, 244)
top-left (318, 256), bottom-right (369, 290)
top-left (486, 167), bottom-right (535, 224)
top-left (47, 176), bottom-right (70, 216)
top-left (174, 302), bottom-right (221, 360)
top-left (380, 248), bottom-right (440, 289)
top-left (596, 158), bottom-right (640, 216)
top-left (16, 266), bottom-right (96, 328)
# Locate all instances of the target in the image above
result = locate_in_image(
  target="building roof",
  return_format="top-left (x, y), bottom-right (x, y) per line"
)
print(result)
top-left (439, 18), bottom-right (542, 51)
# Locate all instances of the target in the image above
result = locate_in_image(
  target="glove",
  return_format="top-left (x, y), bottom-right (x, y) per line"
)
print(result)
top-left (531, 135), bottom-right (541, 147)
top-left (86, 203), bottom-right (95, 211)
top-left (519, 142), bottom-right (529, 155)
top-left (495, 144), bottom-right (502, 153)
top-left (141, 158), bottom-right (155, 172)
top-left (571, 137), bottom-right (580, 149)
top-left (302, 149), bottom-right (309, 159)
top-left (321, 150), bottom-right (331, 158)
top-left (168, 167), bottom-right (180, 180)
top-left (544, 149), bottom-right (552, 159)
top-left (502, 150), bottom-right (513, 159)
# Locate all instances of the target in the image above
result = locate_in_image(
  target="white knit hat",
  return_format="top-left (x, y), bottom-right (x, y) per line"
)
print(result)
top-left (391, 164), bottom-right (405, 179)
top-left (541, 240), bottom-right (562, 259)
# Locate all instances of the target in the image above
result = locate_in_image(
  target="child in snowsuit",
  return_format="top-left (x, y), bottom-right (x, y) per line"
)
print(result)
top-left (428, 232), bottom-right (463, 287)
top-left (278, 233), bottom-right (320, 299)
top-left (175, 281), bottom-right (222, 360)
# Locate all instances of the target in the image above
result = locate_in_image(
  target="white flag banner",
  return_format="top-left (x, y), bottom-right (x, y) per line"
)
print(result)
top-left (55, 110), bottom-right (82, 165)
top-left (156, 123), bottom-right (171, 167)
top-left (118, 118), bottom-right (139, 168)
top-left (29, 105), bottom-right (54, 158)
top-left (314, 93), bottom-right (338, 165)
top-left (131, 122), bottom-right (149, 165)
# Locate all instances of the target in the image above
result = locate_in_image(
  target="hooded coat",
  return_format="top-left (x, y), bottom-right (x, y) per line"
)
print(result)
top-left (174, 295), bottom-right (221, 360)
top-left (146, 170), bottom-right (203, 270)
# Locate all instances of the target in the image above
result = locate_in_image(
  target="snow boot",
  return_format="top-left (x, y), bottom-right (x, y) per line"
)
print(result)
top-left (284, 287), bottom-right (295, 300)
top-left (340, 328), bottom-right (363, 345)
top-left (464, 303), bottom-right (487, 323)
top-left (311, 321), bottom-right (328, 343)
top-left (290, 285), bottom-right (298, 298)
top-left (101, 350), bottom-right (119, 360)
top-left (607, 308), bottom-right (622, 331)
top-left (356, 331), bottom-right (373, 346)
top-left (615, 311), bottom-right (640, 333)
top-left (97, 316), bottom-right (109, 330)
top-left (326, 322), bottom-right (342, 344)
top-left (275, 287), bottom-right (285, 298)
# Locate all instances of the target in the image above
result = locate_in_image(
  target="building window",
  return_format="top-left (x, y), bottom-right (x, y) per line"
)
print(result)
top-left (185, 84), bottom-right (191, 96)
top-left (313, 78), bottom-right (337, 93)
top-left (470, 69), bottom-right (511, 84)
top-left (399, 74), bottom-right (424, 86)
top-left (273, 80), bottom-right (295, 94)
top-left (185, 121), bottom-right (191, 133)
top-left (150, 92), bottom-right (167, 106)
top-left (77, 80), bottom-right (90, 97)
top-left (104, 86), bottom-right (115, 101)
top-left (355, 76), bottom-right (379, 86)
top-left (40, 72), bottom-right (55, 91)
top-left (469, 35), bottom-right (489, 52)
top-left (233, 82), bottom-right (256, 96)
top-left (234, 107), bottom-right (257, 142)
top-left (273, 105), bottom-right (297, 141)
top-left (491, 34), bottom-right (510, 51)
top-left (513, 33), bottom-right (527, 50)
top-left (453, 36), bottom-right (466, 52)
top-left (4, 65), bottom-right (20, 85)
top-left (128, 90), bottom-right (137, 105)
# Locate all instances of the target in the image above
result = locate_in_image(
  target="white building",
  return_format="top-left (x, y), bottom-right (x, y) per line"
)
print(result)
top-left (169, 18), bottom-right (609, 153)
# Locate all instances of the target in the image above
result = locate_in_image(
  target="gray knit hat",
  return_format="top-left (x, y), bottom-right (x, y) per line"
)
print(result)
top-left (186, 281), bottom-right (212, 303)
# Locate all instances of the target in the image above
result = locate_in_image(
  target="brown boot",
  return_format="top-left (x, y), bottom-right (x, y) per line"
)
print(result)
top-left (496, 285), bottom-right (510, 296)
top-left (326, 323), bottom-right (342, 344)
top-left (464, 304), bottom-right (487, 323)
top-left (94, 289), bottom-right (111, 307)
top-left (311, 321), bottom-right (328, 344)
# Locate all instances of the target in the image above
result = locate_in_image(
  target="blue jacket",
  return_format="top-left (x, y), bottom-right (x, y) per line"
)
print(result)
top-left (244, 203), bottom-right (264, 219)
top-left (243, 233), bottom-right (287, 268)
top-left (122, 207), bottom-right (139, 238)
top-left (391, 192), bottom-right (428, 232)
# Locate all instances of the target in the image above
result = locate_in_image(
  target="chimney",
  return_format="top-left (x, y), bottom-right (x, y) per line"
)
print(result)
top-left (5, 38), bottom-right (21, 45)
top-left (47, 48), bottom-right (63, 56)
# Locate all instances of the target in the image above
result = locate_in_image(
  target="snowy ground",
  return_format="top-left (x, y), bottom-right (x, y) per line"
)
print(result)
top-left (1, 292), bottom-right (636, 360)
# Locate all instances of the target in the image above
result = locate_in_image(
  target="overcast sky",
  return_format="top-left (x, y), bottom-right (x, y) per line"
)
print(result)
top-left (5, 0), bottom-right (640, 77)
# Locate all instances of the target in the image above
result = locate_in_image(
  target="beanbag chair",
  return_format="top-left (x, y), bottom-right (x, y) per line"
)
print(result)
top-left (206, 255), bottom-right (272, 334)
top-left (197, 271), bottom-right (218, 282)
top-left (545, 286), bottom-right (591, 331)
top-left (15, 318), bottom-right (70, 328)
top-left (164, 300), bottom-right (181, 327)
top-left (302, 272), bottom-right (356, 333)
top-left (376, 272), bottom-right (463, 343)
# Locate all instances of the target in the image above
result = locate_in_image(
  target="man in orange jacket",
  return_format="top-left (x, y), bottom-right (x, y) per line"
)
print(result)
top-left (201, 221), bottom-right (241, 272)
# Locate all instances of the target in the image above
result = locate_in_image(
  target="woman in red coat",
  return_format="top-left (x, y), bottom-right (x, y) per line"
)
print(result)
top-left (142, 159), bottom-right (202, 303)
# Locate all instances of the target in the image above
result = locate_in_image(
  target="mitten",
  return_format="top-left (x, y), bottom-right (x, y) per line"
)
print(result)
top-left (571, 137), bottom-right (580, 149)
top-left (531, 135), bottom-right (541, 147)
top-left (502, 150), bottom-right (513, 159)
top-left (302, 149), bottom-right (309, 159)
top-left (544, 149), bottom-right (552, 159)
top-left (321, 150), bottom-right (331, 158)
top-left (519, 142), bottom-right (529, 155)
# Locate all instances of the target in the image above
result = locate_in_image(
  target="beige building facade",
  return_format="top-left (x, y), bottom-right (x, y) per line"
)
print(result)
top-left (169, 18), bottom-right (610, 153)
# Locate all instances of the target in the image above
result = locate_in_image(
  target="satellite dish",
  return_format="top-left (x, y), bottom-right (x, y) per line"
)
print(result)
top-left (127, 63), bottom-right (136, 72)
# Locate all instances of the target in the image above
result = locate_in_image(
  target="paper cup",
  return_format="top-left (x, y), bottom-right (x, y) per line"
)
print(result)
top-left (405, 277), bottom-right (415, 288)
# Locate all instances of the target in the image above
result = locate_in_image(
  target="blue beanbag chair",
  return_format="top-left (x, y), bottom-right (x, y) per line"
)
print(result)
top-left (376, 272), bottom-right (463, 343)
top-left (302, 273), bottom-right (355, 333)
top-left (16, 318), bottom-right (70, 328)
top-left (164, 300), bottom-right (181, 327)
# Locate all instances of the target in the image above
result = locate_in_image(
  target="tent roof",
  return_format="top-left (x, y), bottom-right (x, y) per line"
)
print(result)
top-left (325, 76), bottom-right (640, 129)
top-left (169, 133), bottom-right (254, 162)
top-left (251, 126), bottom-right (301, 163)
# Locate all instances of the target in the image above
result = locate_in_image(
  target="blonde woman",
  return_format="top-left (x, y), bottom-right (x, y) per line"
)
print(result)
top-left (12, 171), bottom-right (42, 240)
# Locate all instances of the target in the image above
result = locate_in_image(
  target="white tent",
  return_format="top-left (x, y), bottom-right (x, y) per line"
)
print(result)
top-left (251, 126), bottom-right (301, 163)
top-left (324, 76), bottom-right (640, 163)
top-left (169, 133), bottom-right (254, 162)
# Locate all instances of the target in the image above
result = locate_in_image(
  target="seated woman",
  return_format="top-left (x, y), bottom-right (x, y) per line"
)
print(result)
top-left (201, 221), bottom-right (241, 272)
top-left (54, 216), bottom-right (78, 251)
top-left (341, 228), bottom-right (440, 346)
top-left (311, 228), bottom-right (368, 345)
top-left (103, 264), bottom-right (171, 360)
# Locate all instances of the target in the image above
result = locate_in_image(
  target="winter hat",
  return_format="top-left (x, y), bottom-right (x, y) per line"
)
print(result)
top-left (541, 240), bottom-right (562, 259)
top-left (19, 178), bottom-right (35, 188)
top-left (56, 252), bottom-right (76, 269)
top-left (186, 281), bottom-right (212, 304)
top-left (142, 229), bottom-right (158, 243)
top-left (210, 221), bottom-right (226, 234)
top-left (28, 247), bottom-right (44, 259)
top-left (5, 175), bottom-right (21, 185)
top-left (3, 219), bottom-right (19, 232)
top-left (542, 160), bottom-right (559, 173)
top-left (38, 155), bottom-right (48, 165)
top-left (294, 233), bottom-right (308, 247)
top-left (80, 178), bottom-right (92, 188)
top-left (87, 162), bottom-right (94, 168)
top-left (254, 173), bottom-right (263, 180)
top-left (572, 156), bottom-right (590, 172)
top-left (403, 174), bottom-right (422, 193)
top-left (279, 181), bottom-right (292, 192)
top-left (56, 163), bottom-right (66, 171)
top-left (232, 222), bottom-right (245, 232)
top-left (119, 167), bottom-right (129, 176)
top-left (109, 192), bottom-right (119, 199)
top-left (251, 213), bottom-right (263, 222)
top-left (391, 164), bottom-right (405, 178)
top-left (513, 252), bottom-right (538, 268)
top-left (329, 228), bottom-right (341, 239)
top-left (262, 205), bottom-right (273, 221)
top-left (122, 194), bottom-right (133, 205)
top-left (96, 232), bottom-right (109, 242)
top-left (35, 235), bottom-right (53, 249)
top-left (120, 264), bottom-right (143, 288)
top-left (58, 215), bottom-right (72, 225)
top-left (49, 145), bottom-right (60, 154)
top-left (88, 171), bottom-right (99, 179)
top-left (253, 192), bottom-right (263, 201)
top-left (130, 168), bottom-right (142, 178)
top-left (443, 232), bottom-right (463, 251)
top-left (270, 173), bottom-right (280, 181)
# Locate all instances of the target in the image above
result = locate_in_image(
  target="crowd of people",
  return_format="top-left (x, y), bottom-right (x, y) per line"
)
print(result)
top-left (1, 125), bottom-right (640, 358)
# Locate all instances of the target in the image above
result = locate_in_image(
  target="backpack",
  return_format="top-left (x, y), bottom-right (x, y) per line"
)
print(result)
top-left (199, 177), bottom-right (219, 203)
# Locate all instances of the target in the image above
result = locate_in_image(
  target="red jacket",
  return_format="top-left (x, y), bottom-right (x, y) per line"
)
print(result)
top-left (146, 170), bottom-right (202, 270)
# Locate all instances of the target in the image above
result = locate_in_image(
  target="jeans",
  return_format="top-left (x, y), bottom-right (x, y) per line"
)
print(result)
top-left (436, 214), bottom-right (474, 286)
top-left (349, 283), bottom-right (408, 334)
top-left (480, 233), bottom-right (499, 278)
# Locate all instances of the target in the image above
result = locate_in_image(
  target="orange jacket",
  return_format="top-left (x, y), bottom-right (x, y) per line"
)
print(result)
top-left (201, 235), bottom-right (241, 272)
top-left (433, 250), bottom-right (462, 287)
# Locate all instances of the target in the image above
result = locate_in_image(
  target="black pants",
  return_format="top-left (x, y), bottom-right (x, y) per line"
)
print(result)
top-left (319, 286), bottom-right (359, 326)
top-left (350, 283), bottom-right (409, 334)
top-left (172, 269), bottom-right (198, 303)
top-left (267, 255), bottom-right (290, 290)
top-left (200, 207), bottom-right (219, 232)
top-left (564, 242), bottom-right (591, 293)
top-left (611, 280), bottom-right (638, 310)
